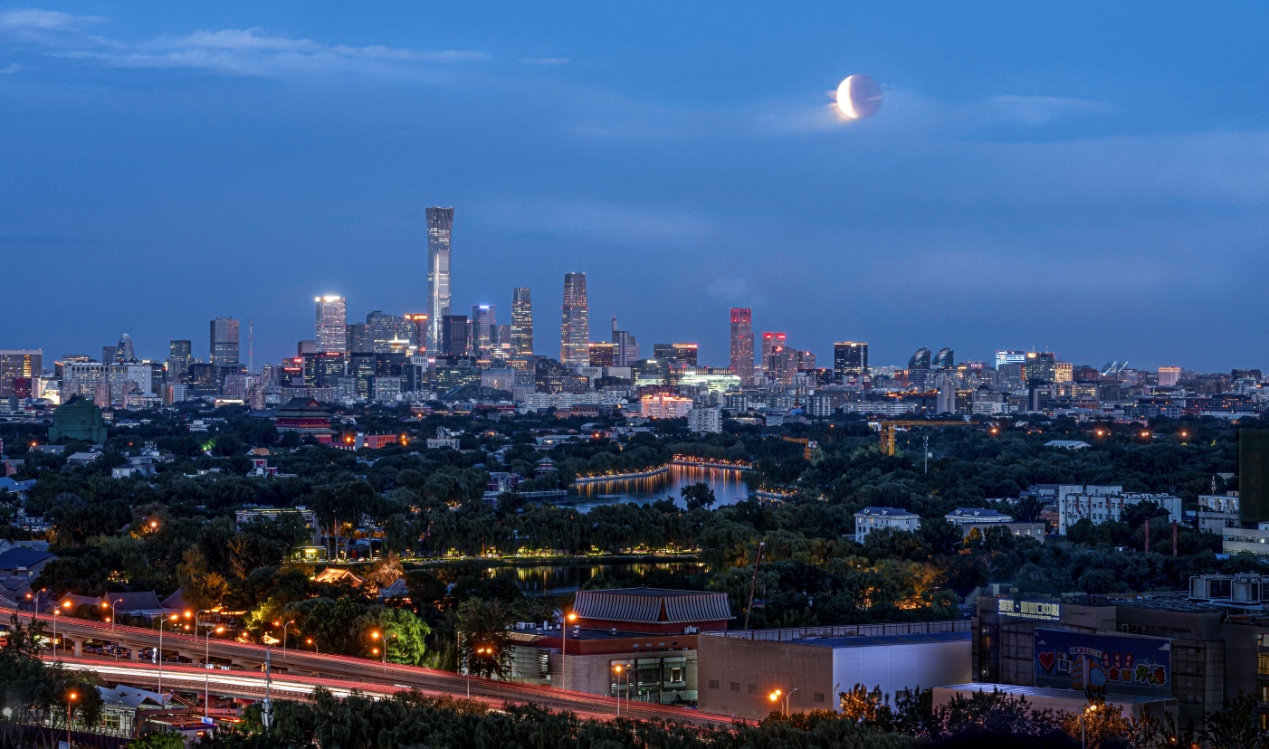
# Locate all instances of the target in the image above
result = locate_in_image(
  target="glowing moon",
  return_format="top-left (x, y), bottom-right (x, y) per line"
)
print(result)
top-left (835, 75), bottom-right (883, 119)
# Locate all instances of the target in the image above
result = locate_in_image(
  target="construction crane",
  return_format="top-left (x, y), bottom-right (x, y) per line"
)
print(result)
top-left (876, 420), bottom-right (977, 456)
top-left (780, 436), bottom-right (819, 461)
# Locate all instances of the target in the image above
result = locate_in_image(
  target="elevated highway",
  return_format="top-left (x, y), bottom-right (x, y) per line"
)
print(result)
top-left (13, 613), bottom-right (735, 727)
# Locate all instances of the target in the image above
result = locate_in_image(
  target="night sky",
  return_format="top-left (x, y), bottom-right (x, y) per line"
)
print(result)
top-left (3, 2), bottom-right (1268, 370)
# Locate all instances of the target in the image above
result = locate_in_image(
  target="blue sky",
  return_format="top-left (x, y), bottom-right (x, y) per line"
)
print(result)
top-left (3, 2), bottom-right (1268, 370)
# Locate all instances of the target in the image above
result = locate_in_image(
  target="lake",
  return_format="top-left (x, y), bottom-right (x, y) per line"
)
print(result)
top-left (498, 560), bottom-right (707, 597)
top-left (571, 464), bottom-right (751, 512)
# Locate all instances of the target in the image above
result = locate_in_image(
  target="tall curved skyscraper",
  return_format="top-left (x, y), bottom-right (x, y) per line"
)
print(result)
top-left (425, 207), bottom-right (454, 353)
top-left (560, 273), bottom-right (589, 365)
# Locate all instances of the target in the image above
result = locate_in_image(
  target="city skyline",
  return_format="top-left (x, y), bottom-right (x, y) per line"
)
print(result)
top-left (4, 4), bottom-right (1269, 369)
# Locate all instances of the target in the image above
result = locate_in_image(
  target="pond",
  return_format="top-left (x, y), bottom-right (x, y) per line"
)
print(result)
top-left (497, 560), bottom-right (707, 597)
top-left (571, 464), bottom-right (750, 512)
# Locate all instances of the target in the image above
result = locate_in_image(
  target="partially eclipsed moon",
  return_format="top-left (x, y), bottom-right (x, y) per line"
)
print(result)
top-left (836, 75), bottom-right (883, 119)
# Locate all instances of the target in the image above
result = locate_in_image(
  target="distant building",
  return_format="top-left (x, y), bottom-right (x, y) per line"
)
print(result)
top-left (425, 207), bottom-right (454, 353)
top-left (932, 347), bottom-right (954, 370)
top-left (1056, 489), bottom-right (1182, 535)
top-left (640, 393), bottom-right (692, 419)
top-left (854, 506), bottom-right (921, 543)
top-left (611, 317), bottom-right (638, 367)
top-left (48, 397), bottom-right (107, 444)
top-left (441, 315), bottom-right (471, 359)
top-left (560, 273), bottom-right (589, 365)
top-left (272, 398), bottom-right (334, 443)
top-left (209, 317), bottom-right (240, 368)
top-left (833, 342), bottom-right (868, 383)
top-left (587, 343), bottom-right (616, 367)
top-left (687, 407), bottom-right (723, 434)
top-left (729, 308), bottom-right (754, 385)
top-left (167, 340), bottom-right (192, 383)
top-left (0, 350), bottom-right (42, 398)
top-left (471, 304), bottom-right (497, 358)
top-left (1240, 429), bottom-right (1269, 525)
top-left (510, 288), bottom-right (534, 357)
top-left (1157, 366), bottom-right (1182, 388)
top-left (909, 347), bottom-right (931, 370)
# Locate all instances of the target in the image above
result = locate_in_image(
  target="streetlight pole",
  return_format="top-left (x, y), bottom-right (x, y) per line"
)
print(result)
top-left (65, 691), bottom-right (77, 749)
top-left (273, 619), bottom-right (295, 661)
top-left (196, 609), bottom-right (224, 721)
top-left (560, 611), bottom-right (577, 691)
top-left (51, 608), bottom-right (59, 664)
top-left (1081, 704), bottom-right (1099, 749)
top-left (467, 645), bottom-right (491, 699)
top-left (613, 664), bottom-right (632, 717)
top-left (157, 613), bottom-right (178, 703)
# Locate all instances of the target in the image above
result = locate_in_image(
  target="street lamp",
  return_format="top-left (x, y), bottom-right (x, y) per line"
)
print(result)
top-left (66, 690), bottom-right (78, 749)
top-left (102, 597), bottom-right (123, 632)
top-left (1081, 703), bottom-right (1100, 749)
top-left (305, 637), bottom-right (319, 654)
top-left (768, 687), bottom-right (798, 717)
top-left (273, 619), bottom-right (296, 660)
top-left (613, 664), bottom-right (634, 717)
top-left (51, 607), bottom-right (60, 664)
top-left (157, 613), bottom-right (179, 702)
top-left (467, 645), bottom-right (492, 699)
top-left (196, 609), bottom-right (225, 720)
top-left (560, 611), bottom-right (578, 691)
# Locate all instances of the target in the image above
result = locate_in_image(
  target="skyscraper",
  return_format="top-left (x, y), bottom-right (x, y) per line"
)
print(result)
top-left (167, 340), bottom-right (192, 382)
top-left (425, 207), bottom-right (454, 353)
top-left (511, 288), bottom-right (534, 357)
top-left (833, 341), bottom-right (869, 382)
top-left (315, 295), bottom-right (348, 354)
top-left (0, 350), bottom-right (42, 398)
top-left (560, 272), bottom-right (589, 365)
top-left (471, 305), bottom-right (497, 358)
top-left (115, 334), bottom-right (136, 363)
top-left (402, 313), bottom-right (429, 354)
top-left (729, 308), bottom-right (754, 385)
top-left (611, 317), bottom-right (637, 366)
top-left (441, 314), bottom-right (471, 359)
top-left (210, 317), bottom-right (240, 367)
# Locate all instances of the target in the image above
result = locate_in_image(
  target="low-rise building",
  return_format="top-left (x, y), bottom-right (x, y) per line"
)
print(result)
top-left (1056, 489), bottom-right (1182, 535)
top-left (853, 506), bottom-right (921, 544)
top-left (698, 621), bottom-right (972, 720)
top-left (686, 407), bottom-right (723, 434)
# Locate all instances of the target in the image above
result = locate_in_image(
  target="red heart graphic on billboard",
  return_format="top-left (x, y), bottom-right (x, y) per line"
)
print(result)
top-left (1038, 651), bottom-right (1056, 672)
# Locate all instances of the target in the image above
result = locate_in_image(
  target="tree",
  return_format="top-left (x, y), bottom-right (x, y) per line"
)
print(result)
top-left (455, 598), bottom-right (515, 678)
top-left (126, 732), bottom-right (187, 749)
top-left (682, 482), bottom-right (716, 512)
top-left (1202, 693), bottom-right (1266, 749)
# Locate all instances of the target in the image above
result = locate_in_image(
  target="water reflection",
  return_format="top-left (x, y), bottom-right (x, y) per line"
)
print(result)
top-left (573, 465), bottom-right (749, 512)
top-left (499, 561), bottom-right (706, 597)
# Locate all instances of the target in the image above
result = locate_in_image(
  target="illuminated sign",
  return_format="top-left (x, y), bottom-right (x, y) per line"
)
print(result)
top-left (997, 599), bottom-right (1061, 621)
top-left (1034, 629), bottom-right (1170, 697)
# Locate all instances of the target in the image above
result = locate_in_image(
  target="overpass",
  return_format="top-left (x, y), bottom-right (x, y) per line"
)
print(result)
top-left (12, 613), bottom-right (735, 727)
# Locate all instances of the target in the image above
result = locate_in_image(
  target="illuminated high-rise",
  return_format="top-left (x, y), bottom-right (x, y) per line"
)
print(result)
top-left (210, 317), bottom-right (240, 367)
top-left (472, 304), bottom-right (497, 358)
top-left (441, 315), bottom-right (471, 359)
top-left (560, 272), bottom-right (589, 365)
top-left (425, 207), bottom-right (454, 353)
top-left (833, 341), bottom-right (869, 382)
top-left (0, 350), bottom-right (42, 398)
top-left (511, 288), bottom-right (534, 356)
top-left (611, 317), bottom-right (637, 366)
top-left (315, 295), bottom-right (348, 354)
top-left (167, 340), bottom-right (192, 382)
top-left (729, 308), bottom-right (754, 385)
top-left (403, 313), bottom-right (428, 354)
top-left (760, 332), bottom-right (786, 379)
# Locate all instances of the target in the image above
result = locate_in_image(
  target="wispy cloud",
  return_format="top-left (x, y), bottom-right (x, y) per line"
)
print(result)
top-left (486, 198), bottom-right (713, 247)
top-left (0, 63), bottom-right (20, 74)
top-left (986, 95), bottom-right (1117, 125)
top-left (522, 56), bottom-right (571, 66)
top-left (0, 10), bottom-right (486, 77)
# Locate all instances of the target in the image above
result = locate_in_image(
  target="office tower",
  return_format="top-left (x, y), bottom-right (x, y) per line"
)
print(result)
top-left (0, 350), bottom-right (42, 398)
top-left (425, 207), bottom-right (454, 353)
top-left (511, 288), bottom-right (534, 357)
top-left (653, 343), bottom-right (699, 367)
top-left (560, 272), bottom-right (589, 365)
top-left (210, 317), bottom-right (240, 367)
top-left (932, 347), bottom-right (954, 370)
top-left (471, 304), bottom-right (497, 358)
top-left (1240, 429), bottom-right (1269, 524)
top-left (315, 295), bottom-right (348, 354)
top-left (494, 325), bottom-right (511, 359)
top-left (167, 340), bottom-right (192, 382)
top-left (101, 346), bottom-right (115, 365)
top-left (611, 317), bottom-right (637, 366)
top-left (588, 342), bottom-right (616, 367)
top-left (833, 342), bottom-right (869, 382)
top-left (365, 311), bottom-right (414, 353)
top-left (994, 350), bottom-right (1027, 370)
top-left (441, 314), bottom-right (471, 358)
top-left (1158, 366), bottom-right (1182, 388)
top-left (765, 343), bottom-right (795, 385)
top-left (115, 334), bottom-right (136, 363)
top-left (346, 323), bottom-right (370, 354)
top-left (1023, 352), bottom-right (1059, 382)
top-left (760, 332), bottom-right (787, 378)
top-left (403, 313), bottom-right (429, 354)
top-left (909, 348), bottom-right (931, 370)
top-left (729, 308), bottom-right (754, 385)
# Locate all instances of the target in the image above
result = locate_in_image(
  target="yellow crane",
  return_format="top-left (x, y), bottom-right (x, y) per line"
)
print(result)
top-left (781, 435), bottom-right (819, 461)
top-left (877, 420), bottom-right (977, 456)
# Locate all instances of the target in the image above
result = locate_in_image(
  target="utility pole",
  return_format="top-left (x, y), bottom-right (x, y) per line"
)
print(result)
top-left (744, 541), bottom-right (766, 630)
top-left (923, 435), bottom-right (929, 474)
top-left (263, 648), bottom-right (273, 733)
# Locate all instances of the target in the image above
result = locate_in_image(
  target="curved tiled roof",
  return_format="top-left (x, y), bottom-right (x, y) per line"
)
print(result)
top-left (575, 588), bottom-right (733, 624)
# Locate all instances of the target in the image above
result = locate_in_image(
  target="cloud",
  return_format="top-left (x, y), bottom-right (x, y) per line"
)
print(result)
top-left (0, 8), bottom-right (103, 30)
top-left (986, 95), bottom-right (1117, 124)
top-left (522, 56), bottom-right (571, 66)
top-left (485, 198), bottom-right (713, 247)
top-left (0, 63), bottom-right (19, 74)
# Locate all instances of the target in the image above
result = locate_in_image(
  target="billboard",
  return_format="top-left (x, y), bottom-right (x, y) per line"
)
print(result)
top-left (1034, 629), bottom-right (1170, 697)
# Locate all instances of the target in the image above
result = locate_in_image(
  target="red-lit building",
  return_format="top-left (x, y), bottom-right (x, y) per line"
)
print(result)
top-left (272, 398), bottom-right (334, 443)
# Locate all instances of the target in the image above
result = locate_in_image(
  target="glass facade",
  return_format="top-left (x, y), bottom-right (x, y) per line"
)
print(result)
top-left (425, 207), bottom-right (454, 353)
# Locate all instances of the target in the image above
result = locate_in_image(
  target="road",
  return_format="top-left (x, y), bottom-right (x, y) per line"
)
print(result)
top-left (14, 612), bottom-right (736, 727)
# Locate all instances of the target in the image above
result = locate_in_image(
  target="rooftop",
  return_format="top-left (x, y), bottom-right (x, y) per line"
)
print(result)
top-left (791, 631), bottom-right (971, 649)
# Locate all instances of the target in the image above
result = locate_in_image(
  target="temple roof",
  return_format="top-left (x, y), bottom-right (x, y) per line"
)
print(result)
top-left (575, 588), bottom-right (733, 624)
